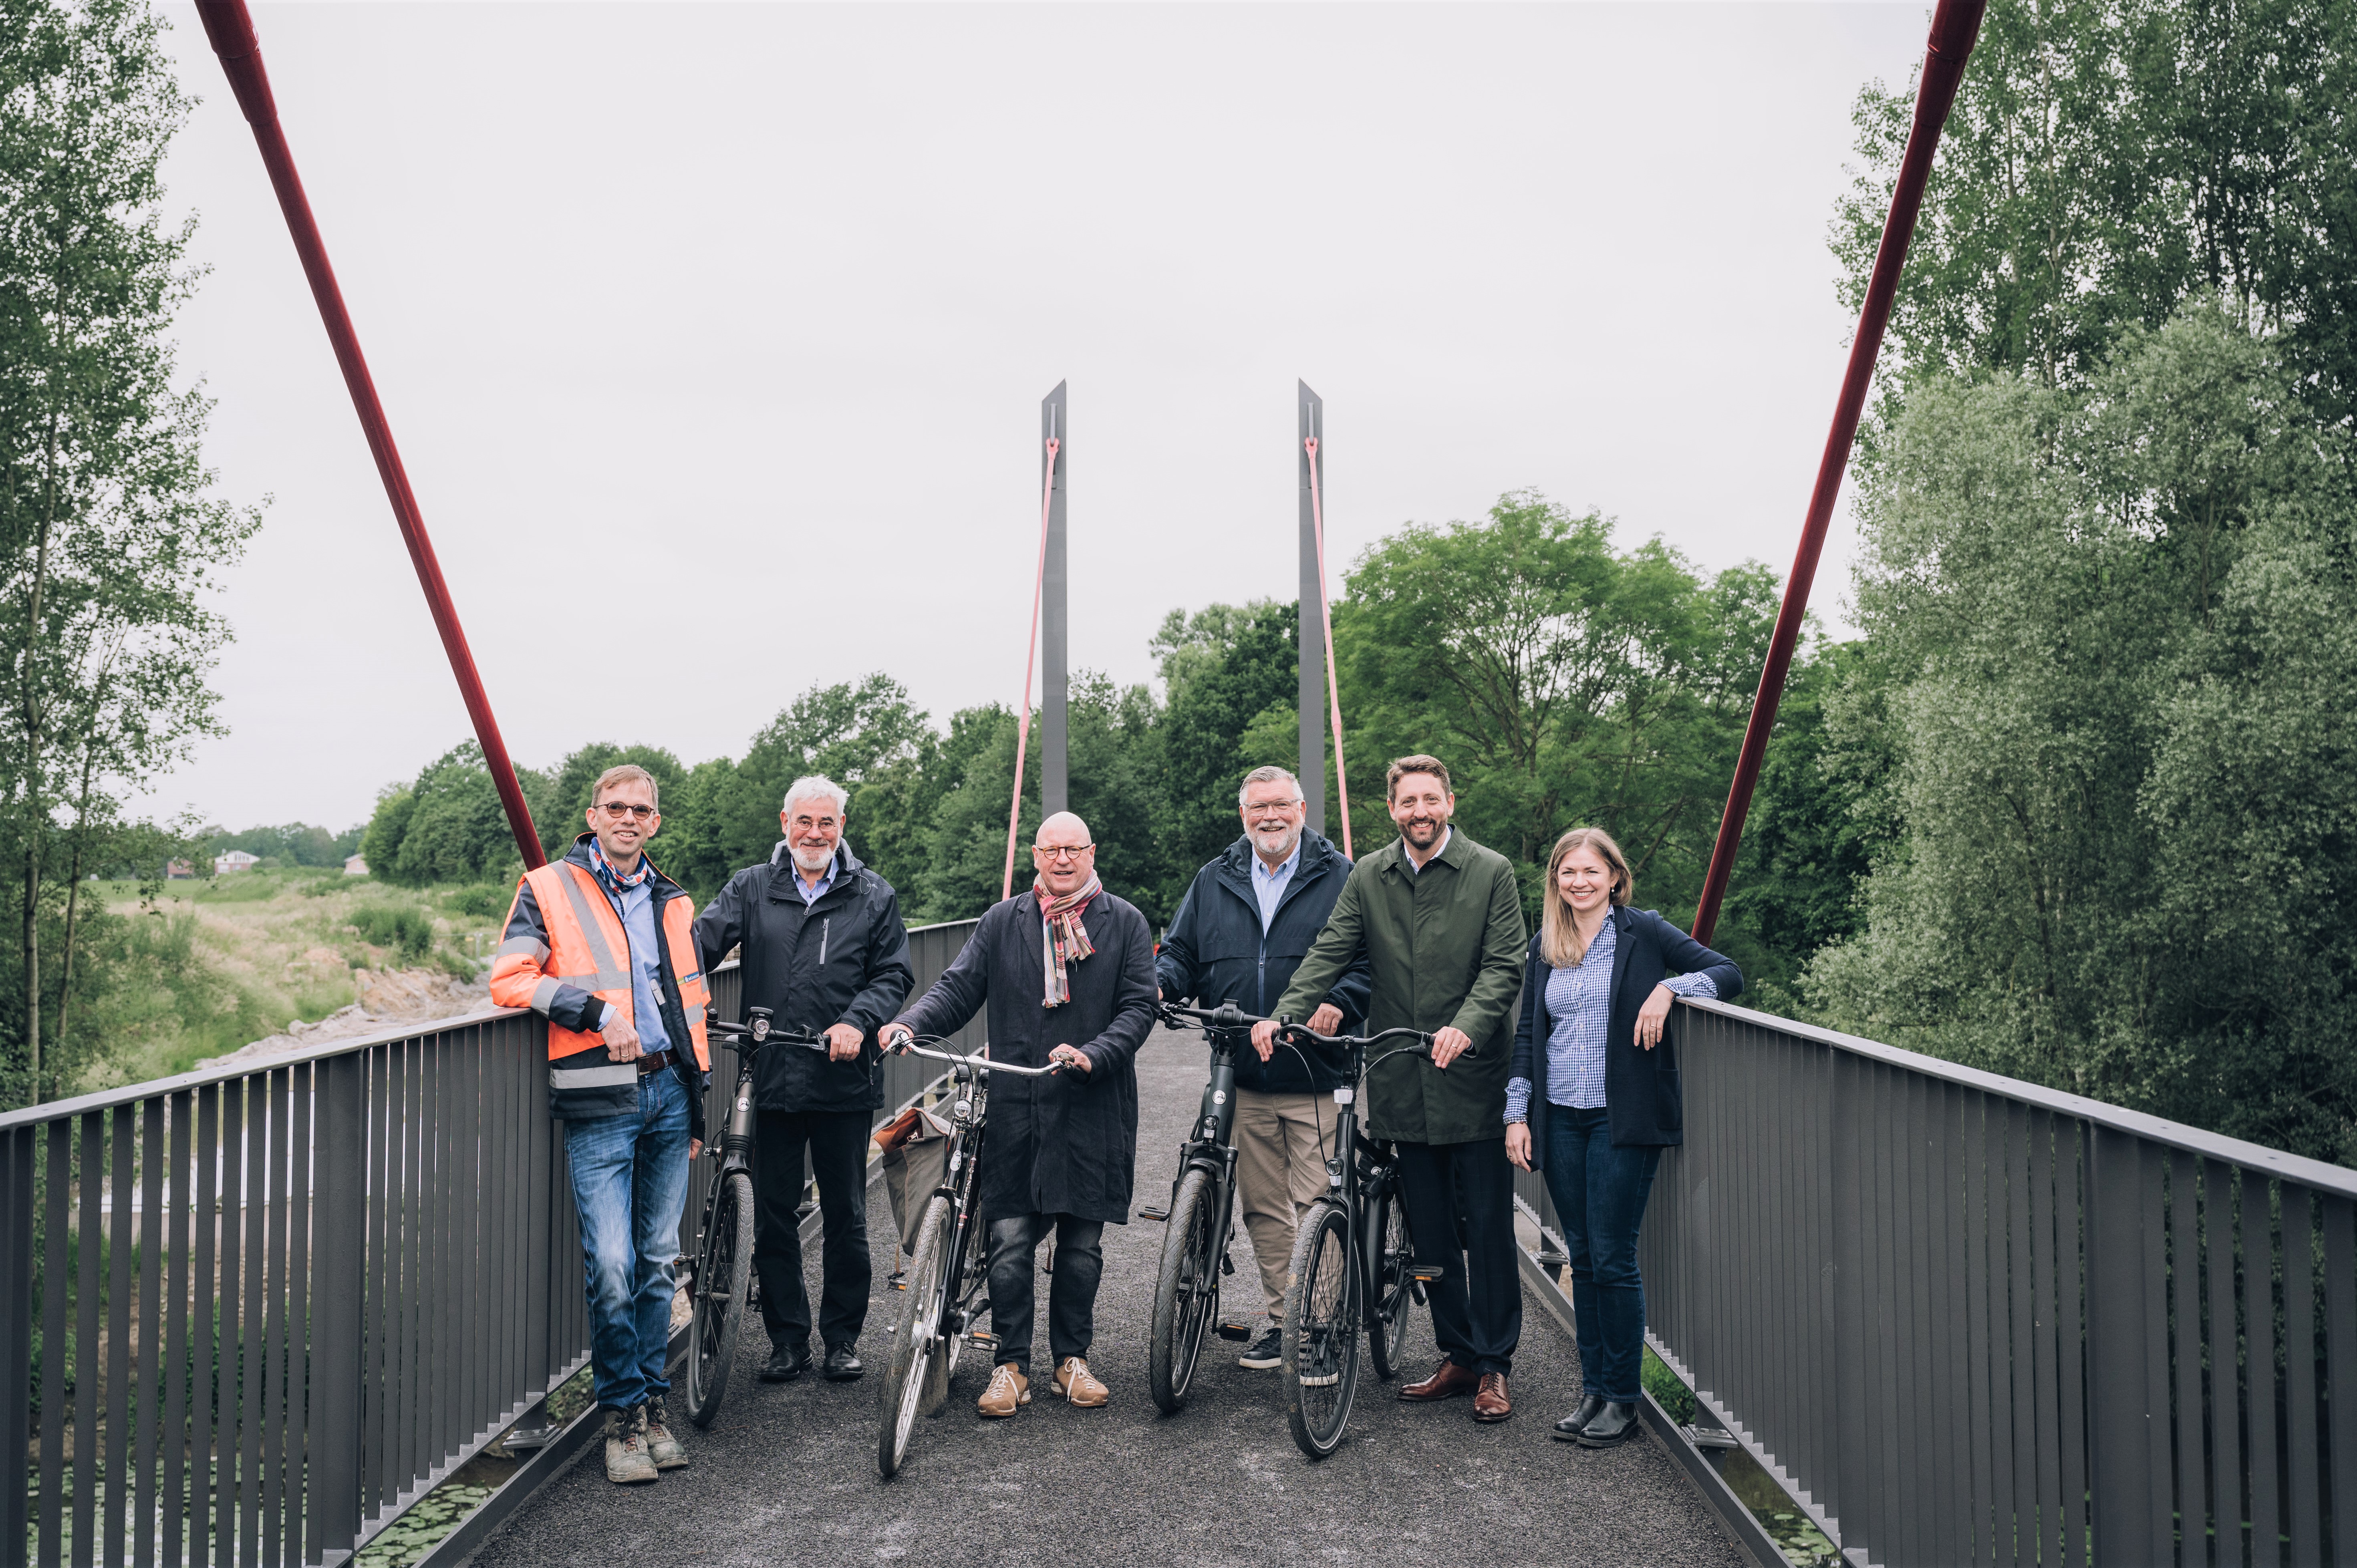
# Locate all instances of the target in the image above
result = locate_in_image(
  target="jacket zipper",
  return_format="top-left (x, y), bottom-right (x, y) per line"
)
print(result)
top-left (819, 917), bottom-right (830, 967)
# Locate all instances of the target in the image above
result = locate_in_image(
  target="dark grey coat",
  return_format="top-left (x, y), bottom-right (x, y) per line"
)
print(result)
top-left (893, 889), bottom-right (1160, 1226)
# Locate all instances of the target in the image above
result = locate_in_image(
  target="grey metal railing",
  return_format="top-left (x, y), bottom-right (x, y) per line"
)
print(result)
top-left (0, 916), bottom-right (976, 1568)
top-left (1516, 997), bottom-right (2357, 1568)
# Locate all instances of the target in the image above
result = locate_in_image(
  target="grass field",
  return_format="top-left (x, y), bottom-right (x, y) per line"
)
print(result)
top-left (85, 868), bottom-right (514, 1089)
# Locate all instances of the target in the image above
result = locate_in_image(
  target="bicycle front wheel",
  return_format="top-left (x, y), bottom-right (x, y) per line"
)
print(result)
top-left (1147, 1168), bottom-right (1220, 1413)
top-left (877, 1194), bottom-right (953, 1480)
top-left (1365, 1172), bottom-right (1416, 1383)
top-left (684, 1169), bottom-right (754, 1428)
top-left (1281, 1199), bottom-right (1360, 1458)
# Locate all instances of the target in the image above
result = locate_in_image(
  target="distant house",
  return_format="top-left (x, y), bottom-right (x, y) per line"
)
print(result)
top-left (215, 849), bottom-right (260, 876)
top-left (166, 859), bottom-right (195, 880)
top-left (344, 853), bottom-right (369, 877)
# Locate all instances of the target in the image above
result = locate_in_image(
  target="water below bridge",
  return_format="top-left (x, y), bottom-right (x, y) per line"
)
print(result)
top-left (464, 1027), bottom-right (1743, 1568)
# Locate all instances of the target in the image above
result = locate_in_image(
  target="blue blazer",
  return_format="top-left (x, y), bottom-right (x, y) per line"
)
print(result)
top-left (1509, 905), bottom-right (1742, 1161)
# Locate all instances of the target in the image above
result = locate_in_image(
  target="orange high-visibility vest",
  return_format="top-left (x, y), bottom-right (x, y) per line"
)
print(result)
top-left (501, 861), bottom-right (711, 1074)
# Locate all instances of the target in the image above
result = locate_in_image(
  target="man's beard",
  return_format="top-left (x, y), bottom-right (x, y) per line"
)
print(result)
top-left (1250, 823), bottom-right (1301, 861)
top-left (791, 841), bottom-right (835, 874)
top-left (1400, 817), bottom-right (1443, 847)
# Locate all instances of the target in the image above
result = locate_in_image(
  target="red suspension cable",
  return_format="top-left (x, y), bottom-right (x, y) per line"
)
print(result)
top-left (1303, 437), bottom-right (1352, 859)
top-left (195, 0), bottom-right (545, 870)
top-left (1688, 0), bottom-right (1986, 945)
top-left (1001, 436), bottom-right (1060, 901)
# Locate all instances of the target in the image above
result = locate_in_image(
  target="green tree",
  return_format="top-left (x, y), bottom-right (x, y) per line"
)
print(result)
top-left (1803, 304), bottom-right (2357, 1156)
top-left (707, 674), bottom-right (934, 886)
top-left (363, 743), bottom-right (526, 888)
top-left (1153, 599), bottom-right (1298, 905)
top-left (0, 0), bottom-right (260, 1101)
top-left (1337, 491), bottom-right (1777, 919)
top-left (1837, 0), bottom-right (2357, 424)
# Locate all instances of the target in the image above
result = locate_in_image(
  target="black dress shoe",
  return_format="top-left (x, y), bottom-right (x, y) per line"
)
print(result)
top-left (1575, 1400), bottom-right (1641, 1448)
top-left (822, 1344), bottom-right (864, 1381)
top-left (758, 1344), bottom-right (812, 1383)
top-left (1553, 1394), bottom-right (1607, 1441)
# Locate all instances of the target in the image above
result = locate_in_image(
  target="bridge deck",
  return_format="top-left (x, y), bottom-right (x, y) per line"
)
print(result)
top-left (468, 1028), bottom-right (1742, 1567)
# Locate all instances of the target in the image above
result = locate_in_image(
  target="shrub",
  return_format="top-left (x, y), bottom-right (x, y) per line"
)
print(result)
top-left (349, 905), bottom-right (434, 964)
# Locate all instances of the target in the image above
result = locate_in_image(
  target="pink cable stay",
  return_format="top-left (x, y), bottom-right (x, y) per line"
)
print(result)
top-left (1001, 435), bottom-right (1061, 901)
top-left (1302, 436), bottom-right (1352, 859)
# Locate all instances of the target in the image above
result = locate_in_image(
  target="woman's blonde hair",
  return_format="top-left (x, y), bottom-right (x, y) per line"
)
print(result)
top-left (1540, 827), bottom-right (1633, 967)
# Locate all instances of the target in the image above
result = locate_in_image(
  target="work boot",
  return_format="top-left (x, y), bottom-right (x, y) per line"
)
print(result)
top-left (602, 1407), bottom-right (657, 1485)
top-left (1054, 1356), bottom-right (1108, 1407)
top-left (977, 1363), bottom-right (1030, 1418)
top-left (643, 1397), bottom-right (688, 1470)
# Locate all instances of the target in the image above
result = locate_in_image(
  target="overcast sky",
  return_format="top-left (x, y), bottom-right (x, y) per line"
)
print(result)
top-left (153, 0), bottom-right (1929, 832)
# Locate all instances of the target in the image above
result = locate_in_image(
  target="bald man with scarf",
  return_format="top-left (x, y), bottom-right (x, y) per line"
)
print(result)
top-left (883, 811), bottom-right (1159, 1417)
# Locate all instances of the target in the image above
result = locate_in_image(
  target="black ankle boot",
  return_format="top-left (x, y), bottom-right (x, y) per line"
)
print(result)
top-left (1575, 1400), bottom-right (1640, 1448)
top-left (1553, 1394), bottom-right (1607, 1441)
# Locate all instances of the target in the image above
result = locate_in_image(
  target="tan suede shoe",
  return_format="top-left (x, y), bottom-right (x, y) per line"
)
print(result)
top-left (977, 1363), bottom-right (1031, 1418)
top-left (1054, 1356), bottom-right (1109, 1407)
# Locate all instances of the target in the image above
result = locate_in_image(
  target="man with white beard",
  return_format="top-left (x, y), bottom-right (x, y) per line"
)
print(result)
top-left (695, 776), bottom-right (913, 1386)
top-left (1154, 765), bottom-right (1368, 1369)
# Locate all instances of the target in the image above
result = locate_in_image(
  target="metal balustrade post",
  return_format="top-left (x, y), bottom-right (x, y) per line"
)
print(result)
top-left (0, 1128), bottom-right (30, 1568)
top-left (311, 1052), bottom-right (367, 1557)
top-left (2084, 1124), bottom-right (2164, 1564)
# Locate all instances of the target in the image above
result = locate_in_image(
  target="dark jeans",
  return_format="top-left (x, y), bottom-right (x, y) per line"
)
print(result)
top-left (1540, 1103), bottom-right (1662, 1403)
top-left (985, 1212), bottom-right (1105, 1375)
top-left (1393, 1136), bottom-right (1522, 1377)
top-left (563, 1069), bottom-right (691, 1412)
top-left (753, 1107), bottom-right (872, 1351)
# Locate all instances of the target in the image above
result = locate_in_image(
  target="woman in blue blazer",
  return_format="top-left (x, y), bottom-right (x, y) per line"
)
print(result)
top-left (1504, 827), bottom-right (1740, 1449)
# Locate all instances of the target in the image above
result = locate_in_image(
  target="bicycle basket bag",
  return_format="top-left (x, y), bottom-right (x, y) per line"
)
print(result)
top-left (874, 1105), bottom-right (954, 1251)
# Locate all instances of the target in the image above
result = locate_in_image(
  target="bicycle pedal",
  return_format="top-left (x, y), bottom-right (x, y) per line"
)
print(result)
top-left (1137, 1205), bottom-right (1170, 1222)
top-left (1407, 1265), bottom-right (1445, 1283)
top-left (967, 1330), bottom-right (998, 1349)
top-left (1214, 1320), bottom-right (1253, 1342)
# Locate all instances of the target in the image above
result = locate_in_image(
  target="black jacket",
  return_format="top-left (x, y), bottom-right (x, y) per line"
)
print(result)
top-left (894, 889), bottom-right (1160, 1226)
top-left (1509, 904), bottom-right (1742, 1156)
top-left (695, 842), bottom-right (914, 1114)
top-left (1155, 832), bottom-right (1371, 1093)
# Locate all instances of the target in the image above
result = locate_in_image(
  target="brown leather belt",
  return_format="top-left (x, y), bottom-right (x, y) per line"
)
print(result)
top-left (636, 1049), bottom-right (675, 1076)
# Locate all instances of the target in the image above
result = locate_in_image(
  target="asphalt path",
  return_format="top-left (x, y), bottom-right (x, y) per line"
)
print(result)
top-left (467, 1026), bottom-right (1744, 1568)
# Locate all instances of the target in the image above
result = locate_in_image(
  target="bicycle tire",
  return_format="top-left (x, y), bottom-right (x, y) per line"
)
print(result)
top-left (1146, 1168), bottom-right (1220, 1413)
top-left (1364, 1172), bottom-right (1416, 1383)
top-left (877, 1193), bottom-right (953, 1480)
top-left (1281, 1199), bottom-right (1360, 1458)
top-left (684, 1170), bottom-right (754, 1428)
top-left (919, 1200), bottom-right (981, 1414)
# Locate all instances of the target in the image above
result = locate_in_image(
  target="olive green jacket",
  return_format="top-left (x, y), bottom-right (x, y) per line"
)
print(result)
top-left (1274, 828), bottom-right (1528, 1145)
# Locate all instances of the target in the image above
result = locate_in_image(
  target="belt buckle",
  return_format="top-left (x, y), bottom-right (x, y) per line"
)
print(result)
top-left (638, 1050), bottom-right (670, 1076)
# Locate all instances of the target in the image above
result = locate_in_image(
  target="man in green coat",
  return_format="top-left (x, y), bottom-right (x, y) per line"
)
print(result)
top-left (1253, 754), bottom-right (1528, 1422)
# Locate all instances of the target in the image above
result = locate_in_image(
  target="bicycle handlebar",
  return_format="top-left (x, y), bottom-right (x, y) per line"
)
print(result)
top-left (878, 1032), bottom-right (1064, 1079)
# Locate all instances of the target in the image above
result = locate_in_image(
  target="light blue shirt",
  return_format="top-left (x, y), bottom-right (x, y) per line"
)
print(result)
top-left (792, 864), bottom-right (836, 905)
top-left (1250, 839), bottom-right (1303, 932)
top-left (599, 875), bottom-right (674, 1057)
top-left (1503, 917), bottom-right (1716, 1121)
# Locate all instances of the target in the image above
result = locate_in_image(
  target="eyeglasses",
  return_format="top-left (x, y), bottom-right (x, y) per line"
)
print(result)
top-left (1243, 800), bottom-right (1301, 817)
top-left (597, 802), bottom-right (657, 821)
top-left (1032, 843), bottom-right (1093, 861)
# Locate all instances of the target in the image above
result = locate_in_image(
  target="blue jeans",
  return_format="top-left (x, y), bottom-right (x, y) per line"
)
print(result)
top-left (1540, 1103), bottom-right (1661, 1403)
top-left (564, 1069), bottom-right (691, 1412)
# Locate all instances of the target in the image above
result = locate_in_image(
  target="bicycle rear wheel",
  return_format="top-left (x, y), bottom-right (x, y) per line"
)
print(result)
top-left (1147, 1168), bottom-right (1220, 1413)
top-left (1281, 1199), bottom-right (1360, 1458)
top-left (684, 1169), bottom-right (754, 1428)
top-left (878, 1194), bottom-right (953, 1480)
top-left (1364, 1172), bottom-right (1416, 1383)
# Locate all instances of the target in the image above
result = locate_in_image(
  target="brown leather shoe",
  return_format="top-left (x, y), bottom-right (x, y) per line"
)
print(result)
top-left (1473, 1373), bottom-right (1512, 1422)
top-left (1399, 1358), bottom-right (1481, 1401)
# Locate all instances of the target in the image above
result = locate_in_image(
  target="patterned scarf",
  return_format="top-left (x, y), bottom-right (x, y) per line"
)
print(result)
top-left (589, 836), bottom-right (655, 897)
top-left (1033, 873), bottom-right (1102, 1008)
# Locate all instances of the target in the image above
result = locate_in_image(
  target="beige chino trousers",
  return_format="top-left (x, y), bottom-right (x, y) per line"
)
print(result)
top-left (1233, 1088), bottom-right (1337, 1321)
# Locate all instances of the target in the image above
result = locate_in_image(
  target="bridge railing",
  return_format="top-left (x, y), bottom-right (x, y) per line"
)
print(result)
top-left (0, 916), bottom-right (975, 1568)
top-left (1516, 997), bottom-right (2357, 1568)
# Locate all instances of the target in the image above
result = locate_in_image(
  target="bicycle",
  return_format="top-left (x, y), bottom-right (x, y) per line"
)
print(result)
top-left (870, 1027), bottom-right (1063, 1480)
top-left (1136, 1000), bottom-right (1259, 1414)
top-left (1271, 1018), bottom-right (1458, 1459)
top-left (681, 1006), bottom-right (828, 1427)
